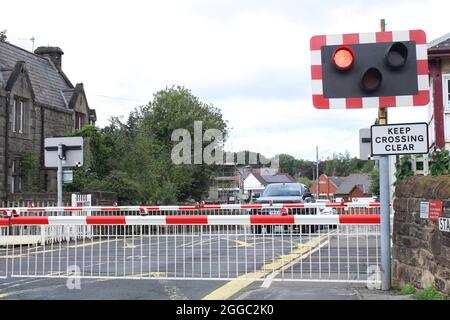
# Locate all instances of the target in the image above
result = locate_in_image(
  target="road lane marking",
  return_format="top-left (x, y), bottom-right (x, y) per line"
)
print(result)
top-left (261, 239), bottom-right (330, 288)
top-left (201, 234), bottom-right (328, 300)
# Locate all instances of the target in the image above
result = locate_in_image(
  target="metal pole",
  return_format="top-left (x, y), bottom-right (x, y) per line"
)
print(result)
top-left (57, 144), bottom-right (63, 207)
top-left (316, 146), bottom-right (319, 199)
top-left (377, 18), bottom-right (391, 290)
top-left (380, 155), bottom-right (391, 290)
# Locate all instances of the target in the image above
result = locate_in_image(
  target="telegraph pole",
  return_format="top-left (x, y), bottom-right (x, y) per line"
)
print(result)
top-left (316, 146), bottom-right (319, 199)
top-left (378, 18), bottom-right (391, 290)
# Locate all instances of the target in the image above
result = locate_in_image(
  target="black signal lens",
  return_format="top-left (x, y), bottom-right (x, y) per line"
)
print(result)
top-left (385, 42), bottom-right (408, 69)
top-left (361, 67), bottom-right (382, 92)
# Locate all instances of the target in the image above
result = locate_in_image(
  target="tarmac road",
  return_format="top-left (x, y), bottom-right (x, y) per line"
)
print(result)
top-left (0, 225), bottom-right (379, 300)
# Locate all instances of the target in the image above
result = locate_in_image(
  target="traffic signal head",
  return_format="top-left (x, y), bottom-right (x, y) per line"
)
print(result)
top-left (310, 30), bottom-right (429, 109)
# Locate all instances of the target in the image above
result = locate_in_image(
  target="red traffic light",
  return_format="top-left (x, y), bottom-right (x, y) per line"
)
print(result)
top-left (333, 46), bottom-right (354, 71)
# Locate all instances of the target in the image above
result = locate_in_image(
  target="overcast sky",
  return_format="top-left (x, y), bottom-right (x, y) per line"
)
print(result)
top-left (2, 0), bottom-right (447, 160)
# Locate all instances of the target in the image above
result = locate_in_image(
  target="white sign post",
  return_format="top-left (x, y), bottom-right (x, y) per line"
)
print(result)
top-left (45, 137), bottom-right (84, 207)
top-left (370, 122), bottom-right (429, 156)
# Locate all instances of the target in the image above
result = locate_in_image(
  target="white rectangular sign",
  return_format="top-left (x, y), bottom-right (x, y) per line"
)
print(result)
top-left (439, 217), bottom-right (450, 233)
top-left (45, 136), bottom-right (84, 168)
top-left (370, 122), bottom-right (429, 156)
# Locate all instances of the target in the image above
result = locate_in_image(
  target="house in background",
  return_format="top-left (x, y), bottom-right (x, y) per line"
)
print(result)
top-left (333, 173), bottom-right (372, 203)
top-left (243, 171), bottom-right (295, 202)
top-left (311, 173), bottom-right (373, 202)
top-left (0, 42), bottom-right (96, 198)
top-left (309, 174), bottom-right (345, 200)
top-left (428, 33), bottom-right (450, 150)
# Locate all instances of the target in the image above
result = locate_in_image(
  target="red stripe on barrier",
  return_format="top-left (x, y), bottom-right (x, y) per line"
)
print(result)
top-left (64, 207), bottom-right (83, 211)
top-left (166, 216), bottom-right (208, 225)
top-left (250, 215), bottom-right (295, 225)
top-left (144, 206), bottom-right (161, 211)
top-left (86, 216), bottom-right (126, 225)
top-left (11, 216), bottom-right (49, 225)
top-left (179, 206), bottom-right (198, 211)
top-left (100, 207), bottom-right (121, 211)
top-left (283, 203), bottom-right (305, 208)
top-left (0, 219), bottom-right (9, 226)
top-left (326, 203), bottom-right (347, 207)
top-left (27, 208), bottom-right (46, 212)
top-left (369, 203), bottom-right (380, 207)
top-left (241, 204), bottom-right (262, 209)
top-left (339, 215), bottom-right (380, 224)
top-left (204, 205), bottom-right (221, 209)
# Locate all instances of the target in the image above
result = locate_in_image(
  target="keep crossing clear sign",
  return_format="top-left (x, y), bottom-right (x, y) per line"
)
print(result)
top-left (370, 122), bottom-right (429, 156)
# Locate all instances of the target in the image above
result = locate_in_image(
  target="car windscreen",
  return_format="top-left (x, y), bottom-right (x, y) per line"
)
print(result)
top-left (262, 184), bottom-right (304, 197)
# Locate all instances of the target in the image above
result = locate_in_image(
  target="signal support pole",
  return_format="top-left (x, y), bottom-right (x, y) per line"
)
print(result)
top-left (57, 144), bottom-right (63, 207)
top-left (378, 18), bottom-right (391, 291)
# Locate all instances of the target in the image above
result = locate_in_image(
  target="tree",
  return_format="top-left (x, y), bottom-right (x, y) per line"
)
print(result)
top-left (395, 155), bottom-right (414, 184)
top-left (0, 30), bottom-right (7, 42)
top-left (69, 86), bottom-right (228, 205)
top-left (369, 167), bottom-right (380, 198)
top-left (277, 154), bottom-right (300, 177)
top-left (429, 149), bottom-right (450, 176)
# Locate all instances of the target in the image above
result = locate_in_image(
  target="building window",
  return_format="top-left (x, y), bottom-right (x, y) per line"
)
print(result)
top-left (11, 160), bottom-right (21, 193)
top-left (443, 75), bottom-right (450, 112)
top-left (75, 112), bottom-right (84, 130)
top-left (11, 99), bottom-right (24, 133)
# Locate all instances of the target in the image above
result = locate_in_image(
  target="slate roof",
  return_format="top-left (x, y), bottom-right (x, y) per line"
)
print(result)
top-left (0, 41), bottom-right (73, 109)
top-left (334, 173), bottom-right (370, 195)
top-left (251, 172), bottom-right (295, 185)
top-left (329, 176), bottom-right (345, 187)
top-left (428, 33), bottom-right (450, 52)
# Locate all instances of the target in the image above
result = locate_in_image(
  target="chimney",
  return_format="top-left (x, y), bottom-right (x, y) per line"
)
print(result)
top-left (34, 46), bottom-right (64, 69)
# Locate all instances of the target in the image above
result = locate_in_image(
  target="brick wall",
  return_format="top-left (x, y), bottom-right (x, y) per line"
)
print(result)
top-left (392, 175), bottom-right (450, 294)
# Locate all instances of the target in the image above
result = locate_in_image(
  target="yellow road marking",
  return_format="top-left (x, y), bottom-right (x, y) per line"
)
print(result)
top-left (202, 234), bottom-right (327, 300)
top-left (229, 239), bottom-right (254, 248)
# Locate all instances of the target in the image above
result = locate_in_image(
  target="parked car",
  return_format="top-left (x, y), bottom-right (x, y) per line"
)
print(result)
top-left (251, 183), bottom-right (315, 234)
top-left (254, 183), bottom-right (313, 205)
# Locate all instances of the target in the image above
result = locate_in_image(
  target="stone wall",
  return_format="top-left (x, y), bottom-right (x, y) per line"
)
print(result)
top-left (392, 175), bottom-right (450, 295)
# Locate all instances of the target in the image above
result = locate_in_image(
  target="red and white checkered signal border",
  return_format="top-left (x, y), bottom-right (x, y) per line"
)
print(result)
top-left (310, 30), bottom-right (429, 109)
top-left (0, 214), bottom-right (380, 226)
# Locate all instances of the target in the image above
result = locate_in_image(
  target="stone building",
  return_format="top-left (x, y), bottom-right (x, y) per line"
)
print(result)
top-left (0, 41), bottom-right (96, 199)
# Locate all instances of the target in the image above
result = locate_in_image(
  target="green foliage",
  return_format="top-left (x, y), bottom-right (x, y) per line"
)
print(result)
top-left (429, 149), bottom-right (450, 176)
top-left (415, 287), bottom-right (444, 300)
top-left (67, 86), bottom-right (227, 204)
top-left (0, 30), bottom-right (7, 42)
top-left (369, 167), bottom-right (380, 198)
top-left (20, 153), bottom-right (39, 192)
top-left (395, 155), bottom-right (414, 184)
top-left (297, 177), bottom-right (313, 188)
top-left (399, 285), bottom-right (416, 295)
top-left (324, 152), bottom-right (374, 177)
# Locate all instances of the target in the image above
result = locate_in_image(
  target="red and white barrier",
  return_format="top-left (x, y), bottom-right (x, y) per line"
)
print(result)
top-left (2, 214), bottom-right (380, 226)
top-left (0, 202), bottom-right (380, 215)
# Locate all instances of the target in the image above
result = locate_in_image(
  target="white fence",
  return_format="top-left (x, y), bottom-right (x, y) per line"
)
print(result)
top-left (0, 213), bottom-right (380, 283)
